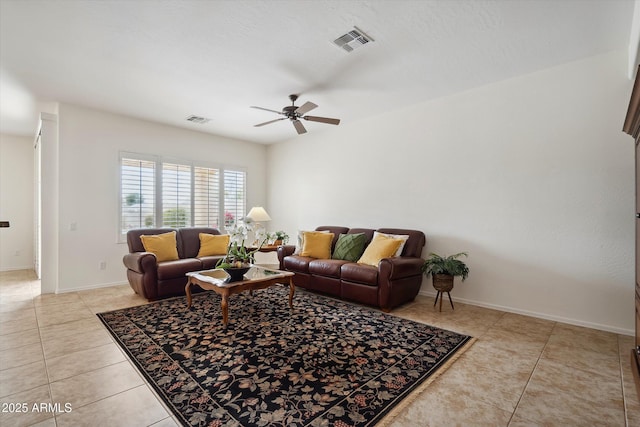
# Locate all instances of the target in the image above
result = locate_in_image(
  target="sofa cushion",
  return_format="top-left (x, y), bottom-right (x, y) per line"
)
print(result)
top-left (332, 233), bottom-right (367, 262)
top-left (309, 259), bottom-right (350, 278)
top-left (197, 233), bottom-right (230, 257)
top-left (357, 234), bottom-right (404, 267)
top-left (284, 255), bottom-right (314, 274)
top-left (140, 231), bottom-right (179, 262)
top-left (341, 263), bottom-right (378, 286)
top-left (376, 228), bottom-right (426, 258)
top-left (294, 229), bottom-right (330, 254)
top-left (157, 258), bottom-right (203, 280)
top-left (373, 231), bottom-right (409, 257)
top-left (177, 227), bottom-right (221, 258)
top-left (300, 231), bottom-right (334, 258)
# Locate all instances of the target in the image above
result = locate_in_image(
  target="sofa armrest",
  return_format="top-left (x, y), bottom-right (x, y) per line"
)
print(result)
top-left (378, 257), bottom-right (424, 280)
top-left (123, 252), bottom-right (158, 274)
top-left (277, 245), bottom-right (296, 270)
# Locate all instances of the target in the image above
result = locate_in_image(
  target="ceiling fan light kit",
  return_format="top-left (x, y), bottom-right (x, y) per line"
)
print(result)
top-left (251, 94), bottom-right (341, 135)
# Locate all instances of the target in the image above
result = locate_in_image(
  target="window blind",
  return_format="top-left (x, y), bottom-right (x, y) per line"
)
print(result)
top-left (120, 158), bottom-right (155, 233)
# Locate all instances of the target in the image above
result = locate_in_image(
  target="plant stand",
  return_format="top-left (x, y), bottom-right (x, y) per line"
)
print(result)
top-left (432, 274), bottom-right (455, 312)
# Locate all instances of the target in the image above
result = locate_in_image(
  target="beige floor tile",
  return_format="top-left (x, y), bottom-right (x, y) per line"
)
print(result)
top-left (0, 384), bottom-right (54, 427)
top-left (33, 292), bottom-right (83, 307)
top-left (492, 312), bottom-right (555, 341)
top-left (389, 374), bottom-right (513, 426)
top-left (0, 314), bottom-right (39, 335)
top-left (38, 316), bottom-right (104, 341)
top-left (0, 306), bottom-right (36, 324)
top-left (55, 385), bottom-right (170, 427)
top-left (50, 361), bottom-right (145, 409)
top-left (0, 342), bottom-right (44, 370)
top-left (83, 293), bottom-right (148, 314)
top-left (541, 340), bottom-right (621, 379)
top-left (478, 328), bottom-right (547, 357)
top-left (0, 299), bottom-right (35, 313)
top-left (548, 323), bottom-right (618, 356)
top-left (45, 342), bottom-right (126, 382)
top-left (0, 327), bottom-right (41, 352)
top-left (42, 327), bottom-right (113, 359)
top-left (434, 350), bottom-right (532, 413)
top-left (149, 417), bottom-right (181, 427)
top-left (29, 417), bottom-right (57, 427)
top-left (513, 358), bottom-right (625, 425)
top-left (35, 303), bottom-right (95, 327)
top-left (0, 360), bottom-right (48, 398)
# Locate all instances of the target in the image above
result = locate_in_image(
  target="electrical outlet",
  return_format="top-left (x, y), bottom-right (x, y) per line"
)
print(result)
top-left (99, 261), bottom-right (107, 270)
top-left (14, 250), bottom-right (20, 256)
top-left (69, 222), bottom-right (77, 231)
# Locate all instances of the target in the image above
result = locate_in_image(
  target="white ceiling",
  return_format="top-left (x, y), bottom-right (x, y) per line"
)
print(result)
top-left (0, 0), bottom-right (635, 144)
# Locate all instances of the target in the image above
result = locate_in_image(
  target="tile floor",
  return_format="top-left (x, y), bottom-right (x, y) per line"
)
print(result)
top-left (0, 269), bottom-right (639, 426)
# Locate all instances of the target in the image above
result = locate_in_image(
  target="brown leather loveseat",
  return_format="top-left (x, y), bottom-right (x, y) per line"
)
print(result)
top-left (277, 226), bottom-right (426, 311)
top-left (123, 227), bottom-right (225, 301)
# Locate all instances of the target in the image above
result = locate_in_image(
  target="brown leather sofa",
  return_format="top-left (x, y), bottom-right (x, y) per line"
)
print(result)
top-left (277, 226), bottom-right (426, 311)
top-left (123, 227), bottom-right (224, 301)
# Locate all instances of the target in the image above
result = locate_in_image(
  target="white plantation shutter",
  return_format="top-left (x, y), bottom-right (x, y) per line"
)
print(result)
top-left (223, 170), bottom-right (246, 228)
top-left (194, 166), bottom-right (220, 227)
top-left (120, 157), bottom-right (156, 233)
top-left (119, 152), bottom-right (246, 239)
top-left (162, 162), bottom-right (192, 228)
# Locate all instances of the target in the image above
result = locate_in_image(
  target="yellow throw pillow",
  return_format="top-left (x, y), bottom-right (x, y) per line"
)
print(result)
top-left (140, 231), bottom-right (179, 262)
top-left (300, 231), bottom-right (334, 259)
top-left (197, 233), bottom-right (230, 257)
top-left (357, 234), bottom-right (404, 267)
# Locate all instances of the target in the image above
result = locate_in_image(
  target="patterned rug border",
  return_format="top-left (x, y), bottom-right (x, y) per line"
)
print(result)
top-left (377, 336), bottom-right (476, 426)
top-left (97, 289), bottom-right (474, 426)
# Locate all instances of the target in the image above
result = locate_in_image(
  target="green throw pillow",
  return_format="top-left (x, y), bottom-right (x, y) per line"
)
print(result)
top-left (332, 233), bottom-right (367, 262)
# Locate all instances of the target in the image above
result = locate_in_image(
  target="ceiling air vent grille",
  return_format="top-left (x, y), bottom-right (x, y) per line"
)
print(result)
top-left (333, 26), bottom-right (373, 53)
top-left (186, 115), bottom-right (211, 124)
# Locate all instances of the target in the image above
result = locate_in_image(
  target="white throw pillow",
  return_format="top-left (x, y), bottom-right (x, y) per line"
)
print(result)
top-left (373, 231), bottom-right (409, 257)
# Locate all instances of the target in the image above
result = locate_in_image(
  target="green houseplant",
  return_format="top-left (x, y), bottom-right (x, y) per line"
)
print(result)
top-left (272, 230), bottom-right (289, 245)
top-left (216, 240), bottom-right (265, 281)
top-left (421, 252), bottom-right (469, 311)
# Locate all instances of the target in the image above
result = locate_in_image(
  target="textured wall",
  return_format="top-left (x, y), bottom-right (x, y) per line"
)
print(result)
top-left (51, 104), bottom-right (268, 291)
top-left (268, 51), bottom-right (635, 334)
top-left (0, 133), bottom-right (34, 271)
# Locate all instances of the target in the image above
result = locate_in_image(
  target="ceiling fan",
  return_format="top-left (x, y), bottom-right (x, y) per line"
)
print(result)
top-left (251, 94), bottom-right (340, 134)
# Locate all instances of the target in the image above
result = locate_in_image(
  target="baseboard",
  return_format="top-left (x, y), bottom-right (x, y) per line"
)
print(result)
top-left (418, 290), bottom-right (634, 337)
top-left (53, 280), bottom-right (130, 294)
top-left (0, 265), bottom-right (34, 272)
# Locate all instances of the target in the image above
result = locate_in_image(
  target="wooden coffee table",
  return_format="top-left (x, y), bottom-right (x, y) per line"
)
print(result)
top-left (185, 266), bottom-right (295, 328)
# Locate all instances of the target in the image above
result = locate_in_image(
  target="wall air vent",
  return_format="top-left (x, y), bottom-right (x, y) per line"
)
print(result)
top-left (186, 115), bottom-right (211, 124)
top-left (333, 26), bottom-right (374, 53)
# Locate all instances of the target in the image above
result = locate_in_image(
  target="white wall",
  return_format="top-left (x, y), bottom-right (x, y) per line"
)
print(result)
top-left (268, 50), bottom-right (635, 334)
top-left (52, 104), bottom-right (268, 291)
top-left (0, 133), bottom-right (34, 271)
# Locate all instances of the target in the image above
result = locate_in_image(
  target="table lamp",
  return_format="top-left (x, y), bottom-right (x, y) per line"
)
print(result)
top-left (246, 207), bottom-right (271, 245)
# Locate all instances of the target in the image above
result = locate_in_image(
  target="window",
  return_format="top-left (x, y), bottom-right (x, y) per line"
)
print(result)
top-left (119, 152), bottom-right (246, 237)
top-left (223, 170), bottom-right (246, 229)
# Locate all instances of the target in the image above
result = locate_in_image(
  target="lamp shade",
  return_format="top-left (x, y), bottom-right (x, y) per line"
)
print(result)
top-left (246, 206), bottom-right (271, 222)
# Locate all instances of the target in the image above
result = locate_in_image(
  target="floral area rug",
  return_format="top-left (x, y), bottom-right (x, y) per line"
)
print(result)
top-left (97, 286), bottom-right (473, 426)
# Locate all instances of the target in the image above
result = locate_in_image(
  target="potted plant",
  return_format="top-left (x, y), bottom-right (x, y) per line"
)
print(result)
top-left (216, 239), bottom-right (265, 282)
top-left (421, 252), bottom-right (469, 311)
top-left (272, 230), bottom-right (289, 246)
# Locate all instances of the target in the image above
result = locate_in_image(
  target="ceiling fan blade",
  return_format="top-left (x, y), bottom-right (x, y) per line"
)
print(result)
top-left (295, 101), bottom-right (317, 115)
top-left (303, 115), bottom-right (341, 125)
top-left (250, 106), bottom-right (283, 115)
top-left (292, 119), bottom-right (307, 134)
top-left (254, 118), bottom-right (286, 127)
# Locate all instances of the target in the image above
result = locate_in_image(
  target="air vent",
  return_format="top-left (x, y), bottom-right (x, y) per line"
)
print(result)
top-left (186, 115), bottom-right (211, 124)
top-left (333, 26), bottom-right (373, 53)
